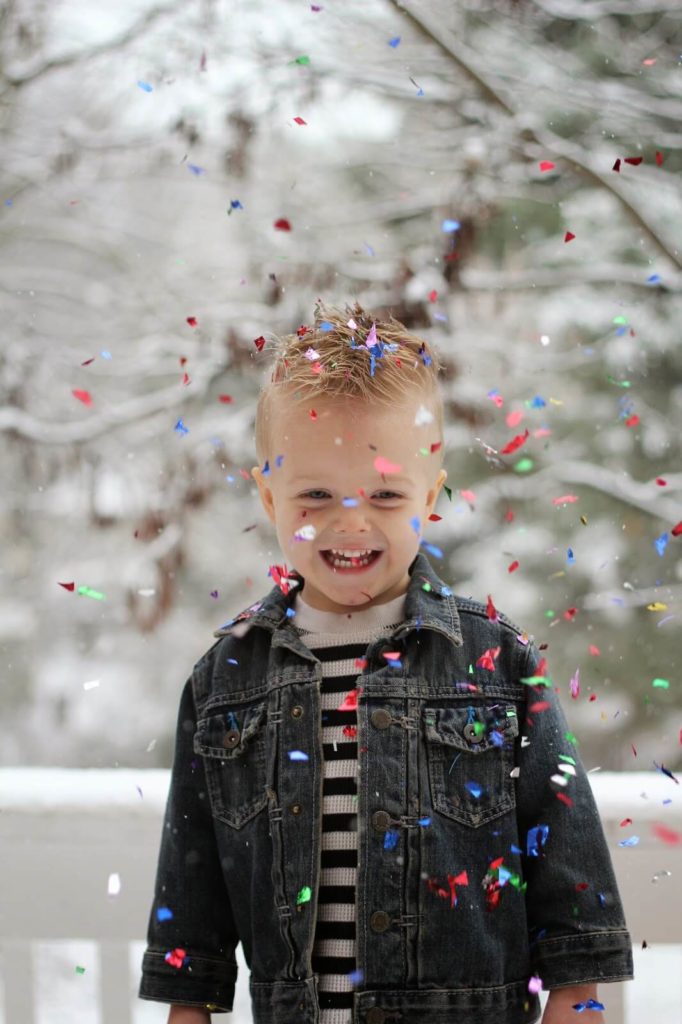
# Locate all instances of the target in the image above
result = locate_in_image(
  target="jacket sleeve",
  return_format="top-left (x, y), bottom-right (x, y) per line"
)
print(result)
top-left (138, 674), bottom-right (240, 1012)
top-left (515, 640), bottom-right (634, 989)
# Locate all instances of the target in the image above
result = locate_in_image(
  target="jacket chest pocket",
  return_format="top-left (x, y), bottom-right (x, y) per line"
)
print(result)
top-left (423, 704), bottom-right (519, 828)
top-left (193, 701), bottom-right (268, 829)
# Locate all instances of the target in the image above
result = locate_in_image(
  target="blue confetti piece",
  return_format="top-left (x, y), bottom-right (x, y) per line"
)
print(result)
top-left (421, 541), bottom-right (443, 558)
top-left (364, 242), bottom-right (375, 256)
top-left (174, 418), bottom-right (189, 436)
top-left (410, 515), bottom-right (421, 536)
top-left (417, 816), bottom-right (432, 827)
top-left (187, 163), bottom-right (206, 175)
top-left (226, 658), bottom-right (238, 665)
top-left (156, 906), bottom-right (173, 921)
top-left (647, 274), bottom-right (661, 284)
top-left (465, 781), bottom-right (482, 799)
top-left (319, 320), bottom-right (334, 332)
top-left (498, 866), bottom-right (511, 885)
top-left (442, 219), bottom-right (461, 232)
top-left (100, 350), bottom-right (112, 360)
top-left (262, 459), bottom-right (271, 476)
top-left (567, 548), bottom-right (575, 564)
top-left (618, 836), bottom-right (640, 847)
top-left (529, 395), bottom-right (546, 408)
top-left (383, 829), bottom-right (399, 850)
top-left (229, 199), bottom-right (244, 210)
top-left (490, 729), bottom-right (504, 747)
top-left (226, 711), bottom-right (239, 731)
top-left (388, 36), bottom-right (401, 47)
top-left (286, 607), bottom-right (296, 619)
top-left (511, 844), bottom-right (523, 855)
top-left (433, 313), bottom-right (448, 322)
top-left (654, 532), bottom-right (669, 557)
top-left (348, 968), bottom-right (364, 985)
top-left (598, 892), bottom-right (606, 907)
top-left (342, 497), bottom-right (359, 506)
top-left (527, 824), bottom-right (549, 857)
top-left (288, 749), bottom-right (309, 762)
top-left (137, 80), bottom-right (153, 92)
top-left (572, 999), bottom-right (605, 1013)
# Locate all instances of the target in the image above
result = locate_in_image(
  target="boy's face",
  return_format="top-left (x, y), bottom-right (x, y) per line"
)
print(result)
top-left (251, 393), bottom-right (447, 614)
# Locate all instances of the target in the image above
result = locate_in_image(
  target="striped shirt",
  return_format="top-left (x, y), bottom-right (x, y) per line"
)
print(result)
top-left (292, 588), bottom-right (407, 1024)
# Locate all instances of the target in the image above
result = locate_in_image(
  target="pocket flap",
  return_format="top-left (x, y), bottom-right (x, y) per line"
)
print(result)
top-left (194, 701), bottom-right (267, 759)
top-left (424, 704), bottom-right (518, 753)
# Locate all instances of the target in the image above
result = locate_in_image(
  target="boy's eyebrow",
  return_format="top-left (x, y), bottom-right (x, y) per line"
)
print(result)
top-left (289, 475), bottom-right (415, 485)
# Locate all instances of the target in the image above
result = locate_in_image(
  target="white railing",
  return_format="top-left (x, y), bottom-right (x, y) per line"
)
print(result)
top-left (0, 769), bottom-right (680, 1023)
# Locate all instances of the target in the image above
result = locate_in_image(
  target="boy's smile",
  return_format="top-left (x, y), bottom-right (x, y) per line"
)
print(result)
top-left (252, 393), bottom-right (447, 614)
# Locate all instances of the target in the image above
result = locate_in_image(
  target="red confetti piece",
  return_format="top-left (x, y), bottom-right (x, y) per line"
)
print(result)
top-left (670, 521), bottom-right (682, 537)
top-left (539, 161), bottom-right (555, 172)
top-left (588, 694), bottom-right (597, 702)
top-left (625, 414), bottom-right (640, 428)
top-left (612, 158), bottom-right (621, 172)
top-left (624, 156), bottom-right (643, 166)
top-left (556, 792), bottom-right (573, 807)
top-left (428, 289), bottom-right (438, 302)
top-left (506, 410), bottom-right (523, 427)
top-left (476, 646), bottom-right (501, 671)
top-left (529, 701), bottom-right (550, 713)
top-left (218, 394), bottom-right (233, 403)
top-left (504, 508), bottom-right (515, 523)
top-left (382, 650), bottom-right (401, 662)
top-left (655, 478), bottom-right (667, 486)
top-left (165, 948), bottom-right (187, 969)
top-left (564, 231), bottom-right (575, 243)
top-left (293, 116), bottom-right (307, 125)
top-left (309, 408), bottom-right (318, 421)
top-left (552, 494), bottom-right (579, 506)
top-left (500, 429), bottom-right (529, 455)
top-left (72, 389), bottom-right (93, 406)
top-left (655, 151), bottom-right (664, 166)
top-left (508, 560), bottom-right (520, 573)
top-left (253, 335), bottom-right (267, 352)
top-left (631, 744), bottom-right (637, 757)
top-left (182, 372), bottom-right (191, 386)
top-left (342, 725), bottom-right (357, 738)
top-left (338, 688), bottom-right (360, 711)
top-left (486, 594), bottom-right (498, 622)
top-left (58, 581), bottom-right (75, 591)
top-left (620, 818), bottom-right (633, 827)
top-left (461, 489), bottom-right (476, 504)
top-left (80, 358), bottom-right (95, 366)
top-left (430, 442), bottom-right (442, 455)
top-left (575, 883), bottom-right (589, 891)
top-left (268, 563), bottom-right (298, 596)
top-left (179, 356), bottom-right (188, 366)
top-left (274, 218), bottom-right (292, 231)
top-left (296, 324), bottom-right (311, 337)
top-left (186, 317), bottom-right (197, 327)
top-left (428, 513), bottom-right (442, 522)
top-left (589, 644), bottom-right (600, 656)
top-left (652, 824), bottom-right (681, 846)
top-left (354, 657), bottom-right (368, 670)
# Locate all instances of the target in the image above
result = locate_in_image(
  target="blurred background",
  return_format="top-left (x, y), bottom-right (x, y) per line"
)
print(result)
top-left (0, 0), bottom-right (681, 1022)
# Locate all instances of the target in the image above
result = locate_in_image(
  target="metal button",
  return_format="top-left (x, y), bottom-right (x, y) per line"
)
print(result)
top-left (463, 722), bottom-right (483, 743)
top-left (372, 810), bottom-right (392, 832)
top-left (370, 708), bottom-right (392, 729)
top-left (222, 730), bottom-right (240, 748)
top-left (366, 1009), bottom-right (387, 1024)
top-left (290, 803), bottom-right (302, 815)
top-left (369, 910), bottom-right (391, 933)
top-left (291, 705), bottom-right (304, 719)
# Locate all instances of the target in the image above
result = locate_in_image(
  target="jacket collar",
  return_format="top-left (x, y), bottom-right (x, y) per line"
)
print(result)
top-left (214, 550), bottom-right (463, 647)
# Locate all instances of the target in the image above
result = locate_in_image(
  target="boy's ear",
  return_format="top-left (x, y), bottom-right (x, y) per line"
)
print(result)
top-left (251, 465), bottom-right (276, 525)
top-left (426, 468), bottom-right (447, 513)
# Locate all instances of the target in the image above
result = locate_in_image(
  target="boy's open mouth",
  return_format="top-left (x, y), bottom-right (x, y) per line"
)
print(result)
top-left (319, 549), bottom-right (384, 573)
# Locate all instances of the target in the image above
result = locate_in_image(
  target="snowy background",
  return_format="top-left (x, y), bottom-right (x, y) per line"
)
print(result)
top-left (1, 0), bottom-right (681, 1020)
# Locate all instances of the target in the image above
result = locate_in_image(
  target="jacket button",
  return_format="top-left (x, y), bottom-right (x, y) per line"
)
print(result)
top-left (222, 730), bottom-right (240, 748)
top-left (366, 1010), bottom-right (387, 1024)
top-left (291, 705), bottom-right (304, 718)
top-left (370, 708), bottom-right (392, 729)
top-left (372, 810), bottom-right (392, 832)
top-left (369, 910), bottom-right (391, 933)
top-left (290, 803), bottom-right (302, 815)
top-left (463, 722), bottom-right (483, 743)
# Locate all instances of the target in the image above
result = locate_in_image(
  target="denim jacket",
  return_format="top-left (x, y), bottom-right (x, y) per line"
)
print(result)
top-left (139, 551), bottom-right (633, 1023)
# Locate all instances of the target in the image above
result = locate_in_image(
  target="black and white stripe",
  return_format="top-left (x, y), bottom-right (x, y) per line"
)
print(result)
top-left (293, 595), bottom-right (406, 1024)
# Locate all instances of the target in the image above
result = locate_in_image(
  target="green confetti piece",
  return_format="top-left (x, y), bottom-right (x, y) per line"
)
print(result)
top-left (75, 966), bottom-right (86, 975)
top-left (443, 483), bottom-right (453, 502)
top-left (520, 675), bottom-right (551, 686)
top-left (473, 720), bottom-right (485, 737)
top-left (559, 754), bottom-right (577, 765)
top-left (421, 581), bottom-right (432, 592)
top-left (607, 376), bottom-right (631, 388)
top-left (292, 54), bottom-right (310, 65)
top-left (612, 315), bottom-right (628, 325)
top-left (296, 886), bottom-right (312, 905)
top-left (565, 731), bottom-right (579, 745)
top-left (543, 609), bottom-right (555, 618)
top-left (652, 678), bottom-right (670, 689)
top-left (77, 586), bottom-right (106, 601)
top-left (514, 457), bottom-right (534, 473)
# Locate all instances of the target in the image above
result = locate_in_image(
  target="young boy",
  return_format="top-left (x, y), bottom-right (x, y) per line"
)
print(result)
top-left (139, 301), bottom-right (633, 1024)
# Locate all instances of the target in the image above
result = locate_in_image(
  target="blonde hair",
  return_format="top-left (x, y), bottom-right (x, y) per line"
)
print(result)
top-left (254, 300), bottom-right (445, 470)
